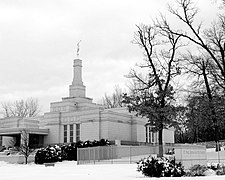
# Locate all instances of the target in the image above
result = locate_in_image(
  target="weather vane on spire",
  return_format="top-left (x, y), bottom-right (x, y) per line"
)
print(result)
top-left (76, 40), bottom-right (82, 58)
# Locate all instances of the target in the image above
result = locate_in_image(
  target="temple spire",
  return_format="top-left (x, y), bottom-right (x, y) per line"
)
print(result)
top-left (69, 58), bottom-right (86, 98)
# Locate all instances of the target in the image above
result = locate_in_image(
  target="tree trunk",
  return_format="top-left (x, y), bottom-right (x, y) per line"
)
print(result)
top-left (202, 62), bottom-right (220, 149)
top-left (158, 124), bottom-right (163, 157)
top-left (158, 98), bottom-right (165, 158)
top-left (25, 156), bottom-right (28, 164)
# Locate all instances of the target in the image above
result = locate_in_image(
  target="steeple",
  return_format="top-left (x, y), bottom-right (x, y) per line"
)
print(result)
top-left (69, 59), bottom-right (86, 97)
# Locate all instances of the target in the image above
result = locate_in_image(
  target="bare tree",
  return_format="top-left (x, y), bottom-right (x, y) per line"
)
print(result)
top-left (182, 53), bottom-right (220, 147)
top-left (102, 85), bottom-right (125, 109)
top-left (1, 98), bottom-right (40, 118)
top-left (161, 0), bottom-right (225, 148)
top-left (167, 0), bottom-right (225, 91)
top-left (123, 22), bottom-right (183, 157)
top-left (19, 129), bottom-right (33, 164)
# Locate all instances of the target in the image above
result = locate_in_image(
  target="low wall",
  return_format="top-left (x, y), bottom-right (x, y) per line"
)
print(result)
top-left (175, 144), bottom-right (206, 168)
top-left (0, 155), bottom-right (35, 164)
top-left (207, 150), bottom-right (225, 164)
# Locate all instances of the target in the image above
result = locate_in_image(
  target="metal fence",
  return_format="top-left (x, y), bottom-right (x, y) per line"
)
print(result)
top-left (77, 145), bottom-right (174, 165)
top-left (77, 144), bottom-right (225, 167)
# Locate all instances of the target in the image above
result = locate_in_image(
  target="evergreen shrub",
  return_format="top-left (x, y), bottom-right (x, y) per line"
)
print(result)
top-left (207, 163), bottom-right (225, 176)
top-left (186, 163), bottom-right (225, 176)
top-left (216, 168), bottom-right (225, 176)
top-left (186, 164), bottom-right (208, 176)
top-left (35, 145), bottom-right (62, 164)
top-left (137, 156), bottom-right (185, 177)
top-left (35, 139), bottom-right (110, 164)
top-left (61, 143), bottom-right (77, 161)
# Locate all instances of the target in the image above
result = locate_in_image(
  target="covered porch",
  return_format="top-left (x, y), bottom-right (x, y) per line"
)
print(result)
top-left (0, 127), bottom-right (49, 148)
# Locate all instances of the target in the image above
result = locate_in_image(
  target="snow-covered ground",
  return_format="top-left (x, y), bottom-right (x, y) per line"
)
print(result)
top-left (0, 161), bottom-right (225, 180)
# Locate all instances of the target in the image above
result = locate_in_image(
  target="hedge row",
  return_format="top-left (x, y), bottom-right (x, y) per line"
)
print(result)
top-left (35, 139), bottom-right (110, 164)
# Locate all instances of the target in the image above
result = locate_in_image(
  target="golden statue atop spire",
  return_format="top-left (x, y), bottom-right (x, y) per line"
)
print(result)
top-left (76, 40), bottom-right (82, 58)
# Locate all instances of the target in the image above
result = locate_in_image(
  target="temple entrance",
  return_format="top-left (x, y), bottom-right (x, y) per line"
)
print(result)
top-left (14, 134), bottom-right (21, 147)
top-left (0, 134), bottom-right (21, 148)
top-left (29, 134), bottom-right (44, 148)
top-left (0, 128), bottom-right (48, 149)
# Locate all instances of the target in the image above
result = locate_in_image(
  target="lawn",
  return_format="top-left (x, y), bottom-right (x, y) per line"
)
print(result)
top-left (0, 161), bottom-right (225, 180)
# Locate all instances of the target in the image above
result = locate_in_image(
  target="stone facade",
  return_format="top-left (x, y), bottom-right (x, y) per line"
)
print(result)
top-left (0, 58), bottom-right (174, 147)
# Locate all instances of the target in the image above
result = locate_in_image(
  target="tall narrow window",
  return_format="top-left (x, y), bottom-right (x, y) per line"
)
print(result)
top-left (70, 124), bottom-right (73, 142)
top-left (146, 125), bottom-right (157, 143)
top-left (64, 125), bottom-right (67, 143)
top-left (151, 132), bottom-right (155, 143)
top-left (145, 126), bottom-right (148, 143)
top-left (76, 124), bottom-right (80, 142)
top-left (149, 127), bottom-right (151, 143)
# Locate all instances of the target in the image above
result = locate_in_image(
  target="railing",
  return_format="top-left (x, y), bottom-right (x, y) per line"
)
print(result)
top-left (77, 145), bottom-right (174, 165)
top-left (77, 144), bottom-right (225, 167)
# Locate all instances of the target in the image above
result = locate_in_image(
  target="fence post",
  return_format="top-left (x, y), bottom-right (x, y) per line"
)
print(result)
top-left (149, 145), bottom-right (150, 156)
top-left (98, 146), bottom-right (100, 162)
top-left (88, 147), bottom-right (91, 163)
top-left (94, 147), bottom-right (95, 164)
top-left (77, 148), bottom-right (79, 165)
top-left (129, 146), bottom-right (132, 164)
top-left (180, 147), bottom-right (183, 166)
top-left (110, 146), bottom-right (113, 164)
top-left (218, 150), bottom-right (221, 164)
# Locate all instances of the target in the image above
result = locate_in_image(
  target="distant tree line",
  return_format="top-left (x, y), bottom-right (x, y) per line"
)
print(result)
top-left (175, 95), bottom-right (225, 143)
top-left (1, 97), bottom-right (40, 118)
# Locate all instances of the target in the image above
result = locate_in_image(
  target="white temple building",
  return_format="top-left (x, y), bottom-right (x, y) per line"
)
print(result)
top-left (0, 58), bottom-right (174, 148)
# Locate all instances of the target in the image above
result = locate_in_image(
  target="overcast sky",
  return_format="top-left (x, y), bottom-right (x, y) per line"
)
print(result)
top-left (0, 0), bottom-right (220, 114)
